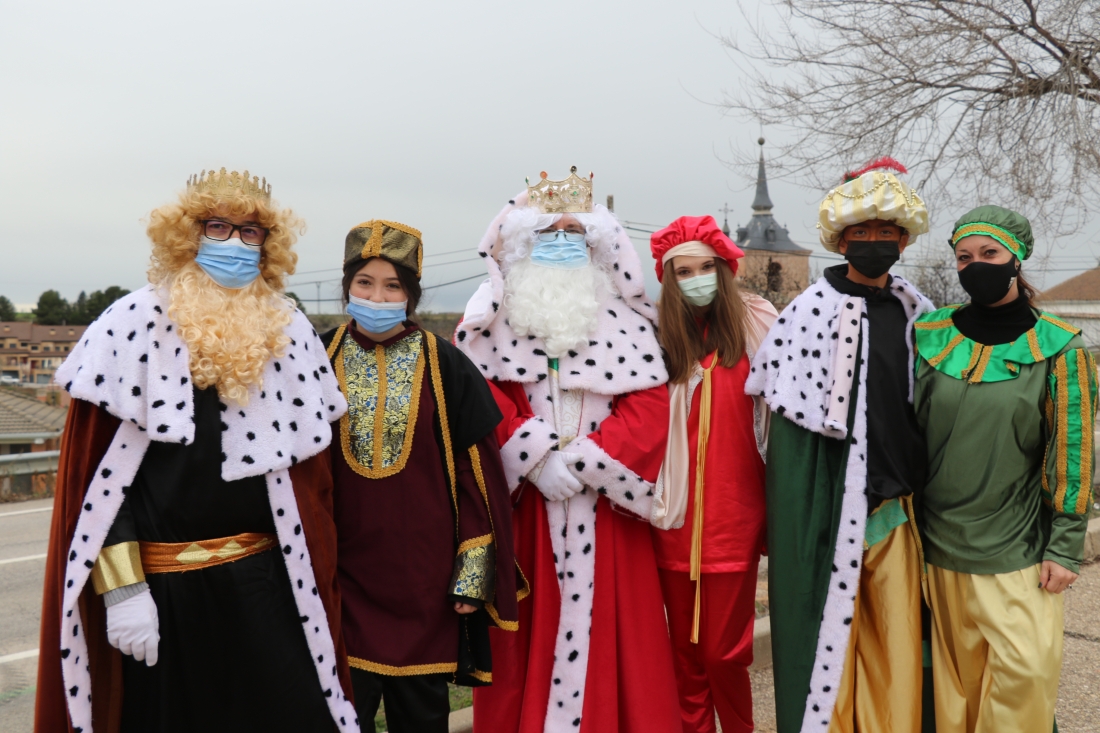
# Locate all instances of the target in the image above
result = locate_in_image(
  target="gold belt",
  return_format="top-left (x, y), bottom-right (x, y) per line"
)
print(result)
top-left (139, 532), bottom-right (278, 574)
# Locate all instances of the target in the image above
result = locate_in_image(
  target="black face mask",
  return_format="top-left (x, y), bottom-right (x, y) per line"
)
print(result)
top-left (958, 259), bottom-right (1019, 306)
top-left (843, 240), bottom-right (900, 280)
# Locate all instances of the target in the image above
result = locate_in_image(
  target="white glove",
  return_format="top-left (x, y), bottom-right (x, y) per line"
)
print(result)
top-left (106, 589), bottom-right (160, 666)
top-left (536, 451), bottom-right (584, 502)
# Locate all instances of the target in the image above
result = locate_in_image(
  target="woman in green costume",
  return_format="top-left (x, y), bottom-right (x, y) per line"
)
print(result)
top-left (914, 205), bottom-right (1097, 733)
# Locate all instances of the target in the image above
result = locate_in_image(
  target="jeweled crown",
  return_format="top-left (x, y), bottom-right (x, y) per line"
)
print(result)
top-left (186, 167), bottom-right (271, 202)
top-left (526, 166), bottom-right (593, 214)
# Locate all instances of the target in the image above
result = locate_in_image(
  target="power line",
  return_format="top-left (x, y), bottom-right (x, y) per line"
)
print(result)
top-left (423, 273), bottom-right (485, 290)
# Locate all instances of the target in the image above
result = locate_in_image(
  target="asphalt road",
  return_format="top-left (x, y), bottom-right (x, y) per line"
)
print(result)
top-left (0, 497), bottom-right (52, 733)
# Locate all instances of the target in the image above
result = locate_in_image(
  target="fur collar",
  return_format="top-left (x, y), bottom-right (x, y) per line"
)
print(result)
top-left (55, 285), bottom-right (347, 481)
top-left (745, 274), bottom-right (931, 434)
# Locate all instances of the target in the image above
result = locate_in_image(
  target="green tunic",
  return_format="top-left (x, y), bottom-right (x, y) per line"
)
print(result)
top-left (914, 306), bottom-right (1097, 574)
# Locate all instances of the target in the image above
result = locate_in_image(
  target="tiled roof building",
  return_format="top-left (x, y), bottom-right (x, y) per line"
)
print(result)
top-left (1039, 268), bottom-right (1100, 350)
top-left (0, 322), bottom-right (86, 385)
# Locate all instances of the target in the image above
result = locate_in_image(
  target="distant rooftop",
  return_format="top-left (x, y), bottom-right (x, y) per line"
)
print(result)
top-left (729, 138), bottom-right (810, 255)
top-left (0, 389), bottom-right (67, 437)
top-left (1041, 267), bottom-right (1100, 302)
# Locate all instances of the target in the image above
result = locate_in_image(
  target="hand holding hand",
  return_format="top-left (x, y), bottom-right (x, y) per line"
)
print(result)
top-left (536, 451), bottom-right (584, 502)
top-left (106, 589), bottom-right (160, 666)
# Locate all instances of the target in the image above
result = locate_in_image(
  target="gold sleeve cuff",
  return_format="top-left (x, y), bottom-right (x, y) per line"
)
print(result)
top-left (91, 542), bottom-right (146, 594)
top-left (450, 535), bottom-right (495, 603)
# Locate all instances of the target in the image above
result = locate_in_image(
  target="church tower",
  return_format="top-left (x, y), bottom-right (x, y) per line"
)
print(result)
top-left (731, 138), bottom-right (810, 307)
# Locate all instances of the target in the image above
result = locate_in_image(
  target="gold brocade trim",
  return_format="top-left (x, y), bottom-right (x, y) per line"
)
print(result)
top-left (451, 544), bottom-right (494, 602)
top-left (1040, 313), bottom-right (1079, 334)
top-left (1042, 391), bottom-right (1055, 502)
top-left (470, 669), bottom-right (493, 683)
top-left (347, 656), bottom-right (457, 676)
top-left (458, 534), bottom-right (493, 554)
top-left (914, 306), bottom-right (961, 331)
top-left (515, 563), bottom-right (531, 601)
top-left (139, 533), bottom-right (277, 574)
top-left (968, 343), bottom-right (994, 383)
top-left (960, 343), bottom-right (983, 380)
top-left (486, 602), bottom-right (520, 632)
top-left (1054, 356), bottom-right (1070, 511)
top-left (337, 329), bottom-right (425, 478)
top-left (355, 219), bottom-right (425, 277)
top-left (425, 332), bottom-right (459, 528)
top-left (928, 333), bottom-right (966, 367)
top-left (1027, 329), bottom-right (1044, 362)
top-left (91, 542), bottom-right (145, 594)
top-left (1075, 350), bottom-right (1094, 514)
top-left (326, 323), bottom-right (348, 360)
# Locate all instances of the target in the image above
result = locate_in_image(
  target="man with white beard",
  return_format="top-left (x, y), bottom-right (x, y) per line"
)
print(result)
top-left (35, 169), bottom-right (357, 733)
top-left (458, 169), bottom-right (682, 733)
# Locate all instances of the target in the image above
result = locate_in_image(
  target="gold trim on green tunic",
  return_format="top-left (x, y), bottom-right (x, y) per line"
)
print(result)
top-left (91, 542), bottom-right (145, 594)
top-left (914, 306), bottom-right (1080, 384)
top-left (337, 329), bottom-right (425, 478)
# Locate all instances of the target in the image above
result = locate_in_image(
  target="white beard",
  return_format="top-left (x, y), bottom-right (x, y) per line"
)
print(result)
top-left (503, 259), bottom-right (610, 358)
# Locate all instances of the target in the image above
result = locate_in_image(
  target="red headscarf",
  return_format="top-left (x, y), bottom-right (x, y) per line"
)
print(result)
top-left (649, 215), bottom-right (744, 282)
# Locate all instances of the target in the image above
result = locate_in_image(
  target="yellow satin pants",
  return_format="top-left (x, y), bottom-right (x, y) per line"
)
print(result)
top-left (828, 522), bottom-right (923, 733)
top-left (927, 563), bottom-right (1063, 733)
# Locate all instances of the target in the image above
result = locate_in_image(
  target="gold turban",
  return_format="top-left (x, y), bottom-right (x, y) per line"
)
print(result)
top-left (817, 169), bottom-right (928, 252)
top-left (344, 220), bottom-right (424, 278)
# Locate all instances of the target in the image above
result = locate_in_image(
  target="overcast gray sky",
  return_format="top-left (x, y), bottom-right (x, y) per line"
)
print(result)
top-left (2, 0), bottom-right (1095, 314)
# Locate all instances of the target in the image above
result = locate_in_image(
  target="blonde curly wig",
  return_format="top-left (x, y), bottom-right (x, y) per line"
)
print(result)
top-left (146, 186), bottom-right (304, 405)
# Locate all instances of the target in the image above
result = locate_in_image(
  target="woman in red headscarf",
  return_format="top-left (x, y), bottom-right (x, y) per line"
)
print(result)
top-left (649, 216), bottom-right (778, 733)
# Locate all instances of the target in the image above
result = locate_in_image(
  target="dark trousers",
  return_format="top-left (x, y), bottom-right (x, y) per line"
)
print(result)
top-left (350, 667), bottom-right (450, 733)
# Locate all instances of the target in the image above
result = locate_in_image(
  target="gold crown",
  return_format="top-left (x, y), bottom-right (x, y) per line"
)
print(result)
top-left (526, 166), bottom-right (593, 214)
top-left (186, 168), bottom-right (271, 202)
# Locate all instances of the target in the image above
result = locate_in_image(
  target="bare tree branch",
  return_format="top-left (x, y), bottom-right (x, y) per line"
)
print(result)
top-left (720, 0), bottom-right (1100, 235)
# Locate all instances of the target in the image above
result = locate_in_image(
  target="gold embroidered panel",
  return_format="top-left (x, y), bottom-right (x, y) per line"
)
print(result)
top-left (450, 539), bottom-right (496, 603)
top-left (339, 330), bottom-right (426, 478)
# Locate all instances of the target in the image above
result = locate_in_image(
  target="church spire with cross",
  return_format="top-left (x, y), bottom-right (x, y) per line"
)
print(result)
top-left (735, 138), bottom-right (809, 254)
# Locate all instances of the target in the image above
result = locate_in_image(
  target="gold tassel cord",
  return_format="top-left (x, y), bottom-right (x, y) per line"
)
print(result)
top-left (690, 358), bottom-right (719, 644)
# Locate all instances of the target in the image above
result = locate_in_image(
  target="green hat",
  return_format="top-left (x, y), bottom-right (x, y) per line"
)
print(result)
top-left (950, 205), bottom-right (1033, 261)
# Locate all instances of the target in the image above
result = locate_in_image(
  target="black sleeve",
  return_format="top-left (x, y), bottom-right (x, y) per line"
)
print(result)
top-left (433, 335), bottom-right (504, 452)
top-left (103, 492), bottom-right (137, 547)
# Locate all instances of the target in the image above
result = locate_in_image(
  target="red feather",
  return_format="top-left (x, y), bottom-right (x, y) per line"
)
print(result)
top-left (843, 156), bottom-right (908, 182)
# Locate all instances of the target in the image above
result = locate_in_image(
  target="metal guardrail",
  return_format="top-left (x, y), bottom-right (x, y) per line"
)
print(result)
top-left (0, 450), bottom-right (60, 475)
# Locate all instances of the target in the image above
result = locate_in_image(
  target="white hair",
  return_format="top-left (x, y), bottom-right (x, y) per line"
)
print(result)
top-left (498, 206), bottom-right (623, 358)
top-left (498, 206), bottom-right (622, 278)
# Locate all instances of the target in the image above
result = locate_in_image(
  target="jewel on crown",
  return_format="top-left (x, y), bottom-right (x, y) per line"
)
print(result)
top-left (526, 166), bottom-right (594, 214)
top-left (186, 167), bottom-right (272, 202)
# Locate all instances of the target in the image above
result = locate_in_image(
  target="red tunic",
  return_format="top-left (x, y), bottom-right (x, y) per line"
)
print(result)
top-left (473, 381), bottom-right (682, 733)
top-left (651, 353), bottom-right (766, 573)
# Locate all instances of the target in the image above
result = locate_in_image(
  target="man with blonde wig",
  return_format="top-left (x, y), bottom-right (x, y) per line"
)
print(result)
top-left (459, 168), bottom-right (681, 732)
top-left (35, 169), bottom-right (358, 733)
top-left (747, 158), bottom-right (935, 733)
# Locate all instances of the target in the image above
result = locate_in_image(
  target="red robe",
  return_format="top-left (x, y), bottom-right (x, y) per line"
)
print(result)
top-left (651, 353), bottom-right (766, 572)
top-left (473, 381), bottom-right (681, 733)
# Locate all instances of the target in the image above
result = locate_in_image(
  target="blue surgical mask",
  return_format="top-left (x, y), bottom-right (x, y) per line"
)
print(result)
top-left (530, 231), bottom-right (589, 269)
top-left (346, 294), bottom-right (407, 334)
top-left (677, 273), bottom-right (719, 306)
top-left (194, 237), bottom-right (262, 289)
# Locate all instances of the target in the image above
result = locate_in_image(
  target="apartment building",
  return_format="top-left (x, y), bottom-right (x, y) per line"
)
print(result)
top-left (0, 322), bottom-right (86, 384)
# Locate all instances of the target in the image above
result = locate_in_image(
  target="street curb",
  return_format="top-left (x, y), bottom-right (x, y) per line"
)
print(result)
top-left (1084, 516), bottom-right (1100, 564)
top-left (444, 618), bottom-right (775, 733)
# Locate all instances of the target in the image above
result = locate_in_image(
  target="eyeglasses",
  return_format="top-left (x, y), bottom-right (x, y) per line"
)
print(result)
top-left (536, 230), bottom-right (586, 243)
top-left (202, 219), bottom-right (269, 246)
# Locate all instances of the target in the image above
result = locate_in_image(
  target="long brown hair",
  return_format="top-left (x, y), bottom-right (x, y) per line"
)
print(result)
top-left (658, 259), bottom-right (748, 384)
